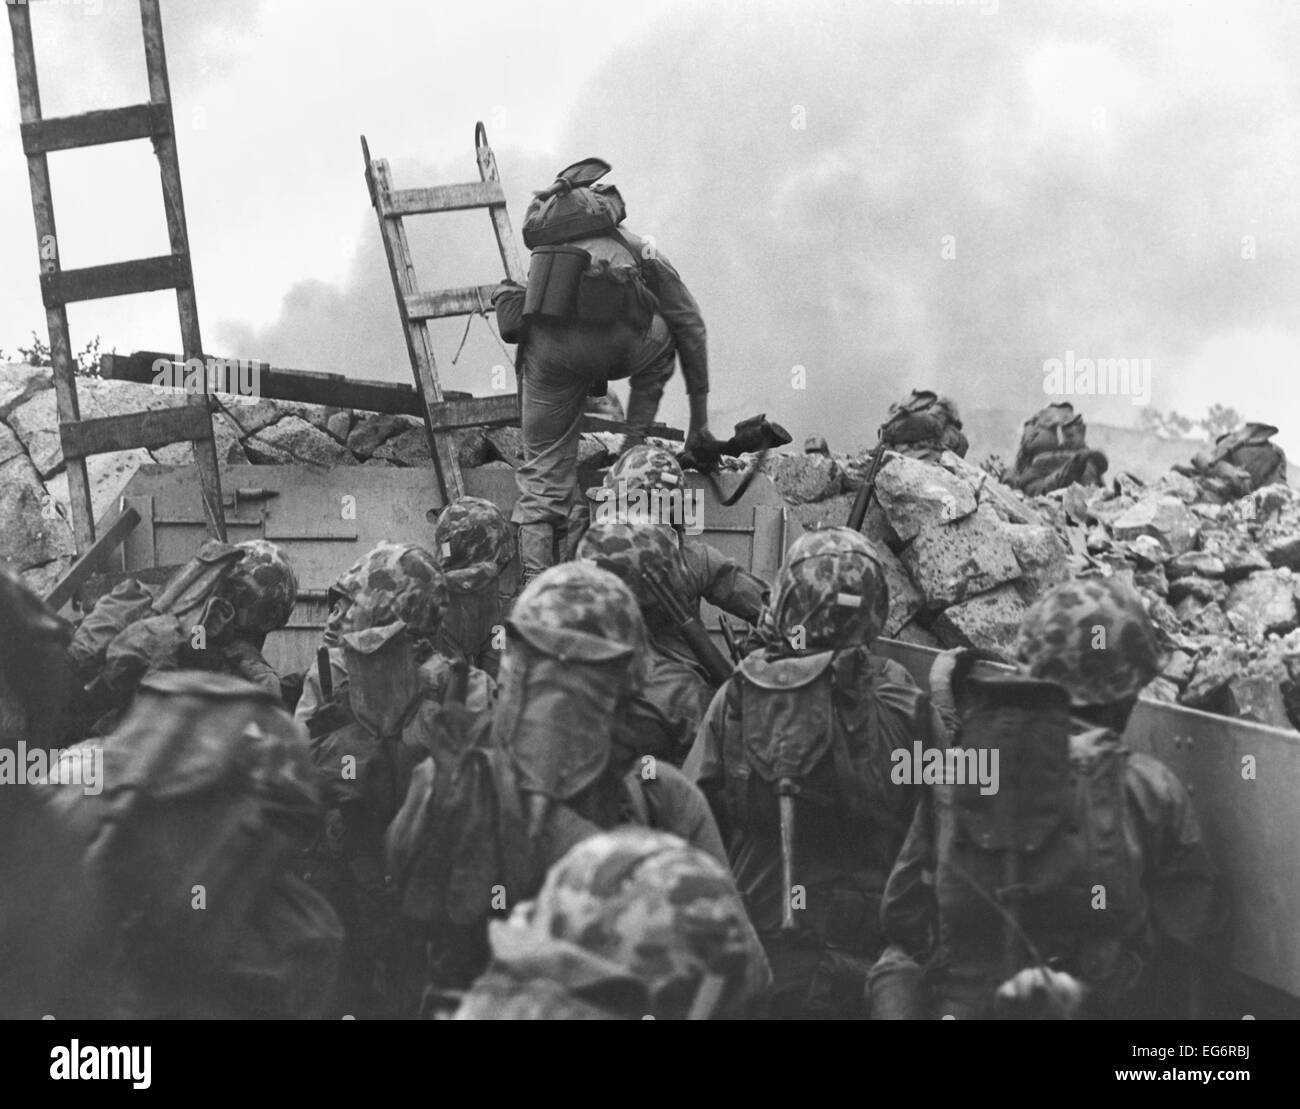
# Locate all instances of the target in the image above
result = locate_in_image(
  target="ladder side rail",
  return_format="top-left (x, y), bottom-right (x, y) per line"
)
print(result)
top-left (140, 0), bottom-right (226, 541)
top-left (365, 149), bottom-right (465, 501)
top-left (8, 2), bottom-right (95, 550)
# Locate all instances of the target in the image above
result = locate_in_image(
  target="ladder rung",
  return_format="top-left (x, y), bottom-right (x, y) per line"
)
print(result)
top-left (41, 254), bottom-right (191, 307)
top-left (20, 102), bottom-right (171, 156)
top-left (426, 393), bottom-right (520, 431)
top-left (382, 180), bottom-right (505, 217)
top-left (60, 405), bottom-right (214, 462)
top-left (405, 283), bottom-right (499, 321)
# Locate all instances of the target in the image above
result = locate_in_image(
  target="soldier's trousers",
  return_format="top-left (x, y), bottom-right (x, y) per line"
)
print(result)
top-left (512, 314), bottom-right (677, 573)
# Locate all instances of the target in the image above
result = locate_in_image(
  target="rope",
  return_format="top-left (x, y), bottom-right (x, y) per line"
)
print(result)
top-left (450, 286), bottom-right (517, 367)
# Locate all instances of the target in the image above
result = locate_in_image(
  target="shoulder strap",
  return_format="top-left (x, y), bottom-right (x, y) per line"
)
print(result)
top-left (607, 228), bottom-right (659, 295)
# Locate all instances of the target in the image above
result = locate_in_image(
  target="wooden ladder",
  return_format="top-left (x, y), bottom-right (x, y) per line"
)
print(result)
top-left (7, 0), bottom-right (226, 552)
top-left (362, 122), bottom-right (525, 503)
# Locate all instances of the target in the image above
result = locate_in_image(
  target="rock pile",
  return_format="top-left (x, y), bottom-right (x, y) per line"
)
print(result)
top-left (750, 442), bottom-right (1300, 732)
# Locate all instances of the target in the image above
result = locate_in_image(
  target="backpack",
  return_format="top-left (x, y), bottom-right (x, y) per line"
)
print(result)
top-left (880, 391), bottom-right (969, 458)
top-left (523, 232), bottom-right (658, 330)
top-left (929, 662), bottom-right (1146, 1015)
top-left (436, 566), bottom-right (506, 678)
top-left (70, 540), bottom-right (245, 692)
top-left (522, 158), bottom-right (625, 248)
top-left (57, 671), bottom-right (324, 978)
top-left (1208, 423), bottom-right (1287, 490)
top-left (724, 647), bottom-right (922, 947)
top-left (1017, 403), bottom-right (1087, 464)
top-left (387, 720), bottom-right (692, 994)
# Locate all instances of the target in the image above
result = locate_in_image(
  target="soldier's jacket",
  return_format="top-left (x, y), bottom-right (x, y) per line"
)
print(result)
top-left (1180, 424), bottom-right (1288, 503)
top-left (685, 646), bottom-right (928, 946)
top-left (300, 650), bottom-right (495, 1016)
top-left (879, 720), bottom-right (1222, 1018)
top-left (385, 710), bottom-right (726, 992)
top-left (621, 649), bottom-right (715, 766)
top-left (1009, 448), bottom-right (1108, 497)
top-left (652, 539), bottom-right (768, 675)
top-left (222, 634), bottom-right (283, 699)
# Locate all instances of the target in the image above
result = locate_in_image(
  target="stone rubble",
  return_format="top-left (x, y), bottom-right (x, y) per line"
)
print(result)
top-left (747, 440), bottom-right (1300, 733)
top-left (0, 362), bottom-right (619, 596)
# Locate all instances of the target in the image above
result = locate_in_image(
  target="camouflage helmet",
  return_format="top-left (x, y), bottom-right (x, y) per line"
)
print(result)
top-left (771, 526), bottom-right (889, 650)
top-left (600, 443), bottom-right (685, 497)
top-left (1016, 576), bottom-right (1163, 707)
top-left (510, 561), bottom-right (648, 677)
top-left (435, 496), bottom-right (514, 572)
top-left (575, 519), bottom-right (687, 614)
top-left (339, 541), bottom-right (448, 638)
top-left (222, 540), bottom-right (298, 634)
top-left (497, 827), bottom-right (767, 1019)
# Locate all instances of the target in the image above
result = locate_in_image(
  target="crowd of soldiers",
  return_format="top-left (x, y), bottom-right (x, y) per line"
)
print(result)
top-left (0, 434), bottom-right (1228, 1020)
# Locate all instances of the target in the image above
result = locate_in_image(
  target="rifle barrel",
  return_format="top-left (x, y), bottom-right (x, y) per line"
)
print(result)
top-left (847, 444), bottom-right (886, 531)
top-left (643, 567), bottom-right (734, 685)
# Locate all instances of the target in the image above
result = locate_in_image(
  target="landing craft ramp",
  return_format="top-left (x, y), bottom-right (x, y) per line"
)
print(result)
top-left (92, 461), bottom-right (796, 676)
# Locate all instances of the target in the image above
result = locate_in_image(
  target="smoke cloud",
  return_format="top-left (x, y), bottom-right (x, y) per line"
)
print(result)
top-left (217, 0), bottom-right (1300, 455)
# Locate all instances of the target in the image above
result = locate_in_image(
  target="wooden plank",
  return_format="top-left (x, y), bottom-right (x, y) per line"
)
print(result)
top-left (579, 416), bottom-right (685, 442)
top-left (40, 253), bottom-right (191, 307)
top-left (20, 101), bottom-right (170, 155)
top-left (426, 393), bottom-right (521, 431)
top-left (103, 351), bottom-right (427, 417)
top-left (44, 506), bottom-right (141, 612)
top-left (142, 0), bottom-right (226, 544)
top-left (60, 405), bottom-right (213, 461)
top-left (382, 180), bottom-right (505, 217)
top-left (405, 284), bottom-right (500, 321)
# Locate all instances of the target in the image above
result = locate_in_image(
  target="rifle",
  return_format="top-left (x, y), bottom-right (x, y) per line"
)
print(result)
top-left (642, 565), bottom-right (735, 686)
top-left (846, 440), bottom-right (888, 531)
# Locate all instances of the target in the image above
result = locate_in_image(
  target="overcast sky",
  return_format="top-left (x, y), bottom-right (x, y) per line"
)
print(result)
top-left (2, 0), bottom-right (1298, 455)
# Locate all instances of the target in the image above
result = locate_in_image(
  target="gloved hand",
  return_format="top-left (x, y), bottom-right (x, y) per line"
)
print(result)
top-left (994, 966), bottom-right (1086, 1020)
top-left (684, 427), bottom-right (723, 473)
